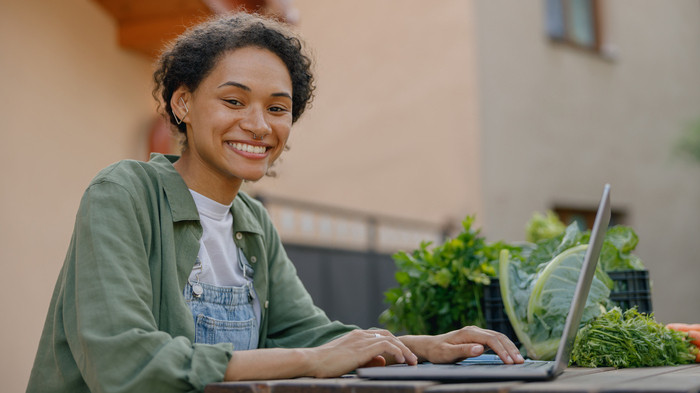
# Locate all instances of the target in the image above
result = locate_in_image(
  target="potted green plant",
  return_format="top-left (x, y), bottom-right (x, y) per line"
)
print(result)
top-left (380, 217), bottom-right (516, 335)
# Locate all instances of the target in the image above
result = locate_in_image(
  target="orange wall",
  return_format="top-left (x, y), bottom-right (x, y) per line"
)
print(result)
top-left (244, 0), bottom-right (483, 227)
top-left (0, 0), bottom-right (155, 390)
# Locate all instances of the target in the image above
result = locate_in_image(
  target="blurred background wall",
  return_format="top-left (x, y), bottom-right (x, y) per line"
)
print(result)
top-left (1, 0), bottom-right (699, 391)
top-left (475, 0), bottom-right (700, 328)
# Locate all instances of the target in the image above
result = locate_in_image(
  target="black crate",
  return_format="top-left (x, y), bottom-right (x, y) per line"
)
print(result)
top-left (607, 270), bottom-right (653, 313)
top-left (483, 277), bottom-right (520, 347)
top-left (483, 270), bottom-right (652, 345)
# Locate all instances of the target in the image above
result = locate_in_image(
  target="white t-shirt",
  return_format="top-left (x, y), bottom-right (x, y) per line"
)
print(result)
top-left (187, 190), bottom-right (261, 324)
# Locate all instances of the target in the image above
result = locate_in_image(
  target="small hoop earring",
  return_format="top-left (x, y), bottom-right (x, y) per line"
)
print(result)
top-left (174, 97), bottom-right (189, 125)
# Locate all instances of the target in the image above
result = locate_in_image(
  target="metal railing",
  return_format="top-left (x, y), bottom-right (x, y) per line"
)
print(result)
top-left (254, 194), bottom-right (452, 327)
top-left (256, 193), bottom-right (450, 254)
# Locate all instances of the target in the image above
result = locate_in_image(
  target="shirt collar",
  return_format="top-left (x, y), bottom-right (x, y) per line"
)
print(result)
top-left (150, 153), bottom-right (264, 235)
top-left (231, 193), bottom-right (264, 235)
top-left (150, 153), bottom-right (200, 222)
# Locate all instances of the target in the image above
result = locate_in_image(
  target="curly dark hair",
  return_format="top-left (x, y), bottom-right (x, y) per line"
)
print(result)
top-left (152, 12), bottom-right (315, 139)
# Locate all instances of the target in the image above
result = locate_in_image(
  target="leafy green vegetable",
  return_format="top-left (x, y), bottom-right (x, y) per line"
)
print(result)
top-left (500, 246), bottom-right (613, 360)
top-left (380, 216), bottom-right (518, 335)
top-left (523, 222), bottom-right (585, 272)
top-left (598, 226), bottom-right (645, 271)
top-left (571, 308), bottom-right (698, 368)
top-left (499, 218), bottom-right (649, 360)
top-left (523, 220), bottom-right (645, 273)
top-left (525, 210), bottom-right (566, 243)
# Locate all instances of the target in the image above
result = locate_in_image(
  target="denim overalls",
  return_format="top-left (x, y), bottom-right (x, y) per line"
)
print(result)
top-left (183, 248), bottom-right (259, 350)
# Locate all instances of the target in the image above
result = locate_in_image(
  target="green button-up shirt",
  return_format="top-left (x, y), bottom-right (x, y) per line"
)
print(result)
top-left (28, 154), bottom-right (356, 393)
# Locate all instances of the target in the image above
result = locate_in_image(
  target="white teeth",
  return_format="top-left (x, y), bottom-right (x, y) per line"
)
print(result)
top-left (230, 142), bottom-right (265, 154)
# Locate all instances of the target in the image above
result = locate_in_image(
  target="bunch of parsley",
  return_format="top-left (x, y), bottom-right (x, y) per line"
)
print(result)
top-left (380, 216), bottom-right (518, 335)
top-left (571, 307), bottom-right (698, 368)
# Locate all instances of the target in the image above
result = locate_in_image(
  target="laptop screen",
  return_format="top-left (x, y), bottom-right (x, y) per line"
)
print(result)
top-left (552, 184), bottom-right (611, 373)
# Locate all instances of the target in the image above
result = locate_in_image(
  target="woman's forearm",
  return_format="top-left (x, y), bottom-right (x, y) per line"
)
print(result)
top-left (225, 330), bottom-right (419, 380)
top-left (224, 348), bottom-right (314, 381)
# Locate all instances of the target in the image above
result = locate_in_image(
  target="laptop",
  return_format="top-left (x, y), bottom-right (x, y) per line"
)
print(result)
top-left (357, 184), bottom-right (611, 382)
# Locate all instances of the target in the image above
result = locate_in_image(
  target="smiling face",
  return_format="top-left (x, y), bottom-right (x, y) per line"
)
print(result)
top-left (172, 46), bottom-right (293, 203)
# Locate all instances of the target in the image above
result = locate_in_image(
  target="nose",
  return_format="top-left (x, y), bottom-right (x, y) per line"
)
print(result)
top-left (240, 105), bottom-right (272, 138)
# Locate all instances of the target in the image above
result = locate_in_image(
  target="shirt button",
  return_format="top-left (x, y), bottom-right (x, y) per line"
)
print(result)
top-left (235, 232), bottom-right (243, 240)
top-left (250, 256), bottom-right (257, 263)
top-left (264, 301), bottom-right (269, 309)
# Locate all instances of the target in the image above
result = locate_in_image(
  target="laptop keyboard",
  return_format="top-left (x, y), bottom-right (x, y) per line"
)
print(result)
top-left (456, 355), bottom-right (552, 369)
top-left (462, 361), bottom-right (552, 369)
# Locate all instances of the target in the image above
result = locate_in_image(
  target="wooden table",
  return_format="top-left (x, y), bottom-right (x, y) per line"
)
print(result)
top-left (205, 364), bottom-right (700, 393)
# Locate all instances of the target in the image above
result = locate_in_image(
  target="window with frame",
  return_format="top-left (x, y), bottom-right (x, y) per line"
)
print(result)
top-left (545, 0), bottom-right (602, 52)
top-left (553, 205), bottom-right (625, 231)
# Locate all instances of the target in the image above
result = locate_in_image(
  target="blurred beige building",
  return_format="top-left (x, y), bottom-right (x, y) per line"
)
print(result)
top-left (2, 0), bottom-right (699, 390)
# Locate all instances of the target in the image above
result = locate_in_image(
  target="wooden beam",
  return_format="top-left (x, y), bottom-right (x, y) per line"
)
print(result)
top-left (91, 0), bottom-right (293, 57)
top-left (93, 0), bottom-right (209, 22)
top-left (118, 13), bottom-right (210, 57)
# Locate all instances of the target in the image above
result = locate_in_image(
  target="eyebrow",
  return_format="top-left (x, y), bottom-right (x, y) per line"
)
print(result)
top-left (218, 81), bottom-right (250, 91)
top-left (218, 81), bottom-right (292, 99)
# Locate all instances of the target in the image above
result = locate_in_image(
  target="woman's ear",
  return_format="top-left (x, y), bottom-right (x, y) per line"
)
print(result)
top-left (170, 87), bottom-right (191, 125)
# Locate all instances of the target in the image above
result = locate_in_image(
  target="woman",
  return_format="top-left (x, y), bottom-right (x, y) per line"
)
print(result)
top-left (27, 12), bottom-right (522, 393)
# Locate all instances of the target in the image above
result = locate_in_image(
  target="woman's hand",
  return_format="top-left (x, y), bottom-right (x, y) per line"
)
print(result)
top-left (400, 326), bottom-right (524, 365)
top-left (306, 329), bottom-right (418, 378)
